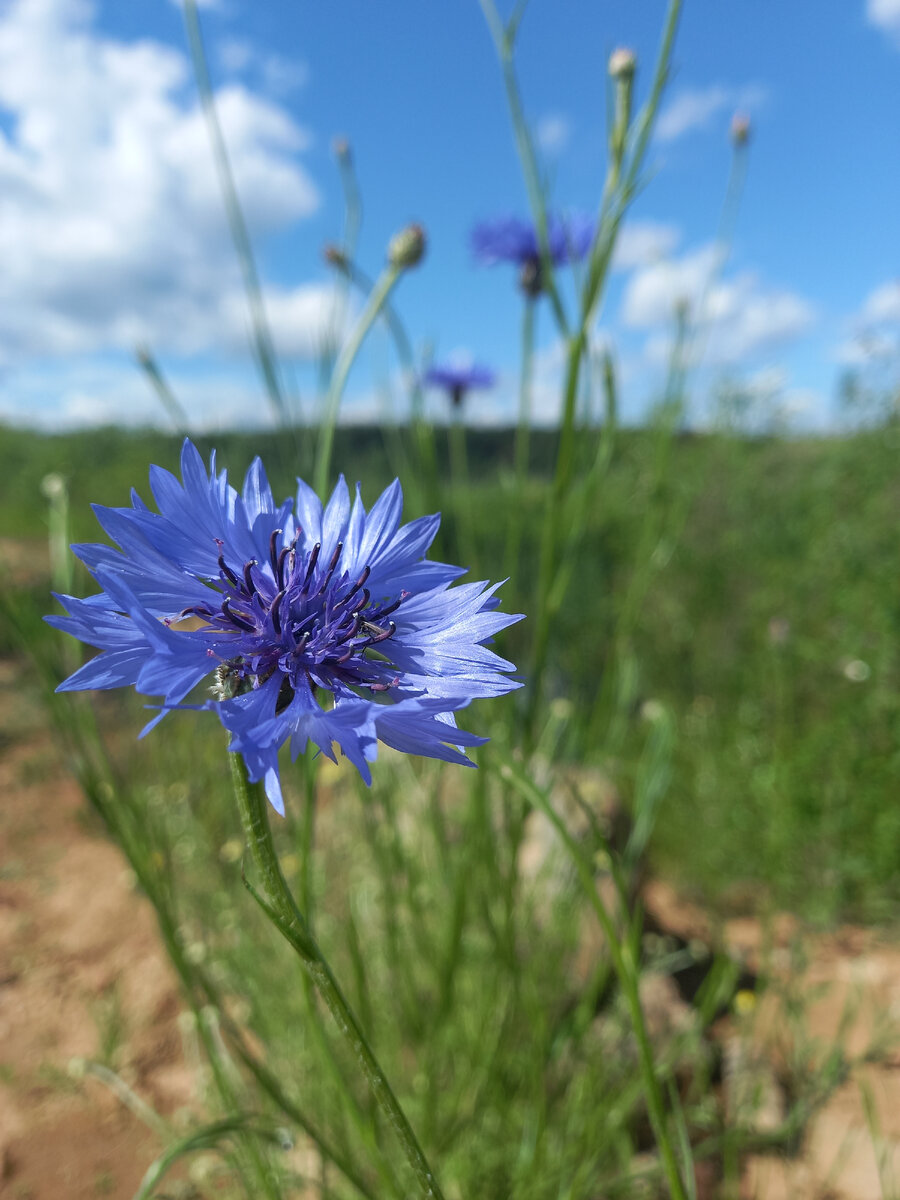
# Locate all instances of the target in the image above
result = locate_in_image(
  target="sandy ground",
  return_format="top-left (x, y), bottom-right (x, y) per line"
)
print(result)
top-left (0, 655), bottom-right (193, 1199)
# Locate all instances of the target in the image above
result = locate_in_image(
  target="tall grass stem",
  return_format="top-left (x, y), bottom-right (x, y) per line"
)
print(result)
top-left (229, 753), bottom-right (446, 1200)
top-left (316, 264), bottom-right (402, 496)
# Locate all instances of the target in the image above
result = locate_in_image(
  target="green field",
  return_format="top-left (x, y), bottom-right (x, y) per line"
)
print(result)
top-left (6, 417), bottom-right (899, 926)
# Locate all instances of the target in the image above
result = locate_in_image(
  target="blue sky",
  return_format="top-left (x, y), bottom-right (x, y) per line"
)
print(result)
top-left (0, 0), bottom-right (898, 431)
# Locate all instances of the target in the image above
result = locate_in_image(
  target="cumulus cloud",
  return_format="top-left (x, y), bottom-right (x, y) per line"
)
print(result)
top-left (656, 83), bottom-right (767, 143)
top-left (0, 358), bottom-right (275, 432)
top-left (0, 0), bottom-right (326, 371)
top-left (219, 37), bottom-right (309, 95)
top-left (867, 0), bottom-right (900, 39)
top-left (612, 220), bottom-right (680, 270)
top-left (622, 243), bottom-right (814, 364)
top-left (535, 113), bottom-right (571, 155)
top-left (834, 279), bottom-right (900, 365)
top-left (860, 279), bottom-right (900, 323)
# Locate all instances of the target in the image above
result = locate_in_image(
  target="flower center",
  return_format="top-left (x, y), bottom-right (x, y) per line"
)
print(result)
top-left (184, 531), bottom-right (407, 698)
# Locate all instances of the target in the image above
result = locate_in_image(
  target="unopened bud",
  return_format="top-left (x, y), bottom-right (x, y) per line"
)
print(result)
top-left (730, 112), bottom-right (751, 147)
top-left (608, 47), bottom-right (637, 81)
top-left (40, 472), bottom-right (66, 501)
top-left (388, 222), bottom-right (426, 270)
top-left (518, 258), bottom-right (543, 298)
top-left (322, 242), bottom-right (349, 272)
top-left (331, 136), bottom-right (351, 162)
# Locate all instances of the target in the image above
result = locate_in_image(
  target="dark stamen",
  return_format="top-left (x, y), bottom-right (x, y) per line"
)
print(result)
top-left (243, 559), bottom-right (258, 596)
top-left (334, 612), bottom-right (363, 645)
top-left (218, 554), bottom-right (239, 588)
top-left (375, 592), bottom-right (406, 619)
top-left (181, 604), bottom-right (213, 618)
top-left (222, 598), bottom-right (255, 632)
top-left (276, 546), bottom-right (291, 587)
top-left (270, 589), bottom-right (286, 634)
top-left (334, 568), bottom-right (372, 612)
top-left (268, 529), bottom-right (283, 575)
top-left (317, 541), bottom-right (344, 596)
top-left (302, 542), bottom-right (321, 590)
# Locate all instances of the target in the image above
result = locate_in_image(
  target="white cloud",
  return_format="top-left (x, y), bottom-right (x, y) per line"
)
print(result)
top-left (612, 220), bottom-right (680, 270)
top-left (223, 284), bottom-right (345, 360)
top-left (0, 358), bottom-right (274, 432)
top-left (0, 0), bottom-right (324, 373)
top-left (861, 279), bottom-right (900, 323)
top-left (219, 36), bottom-right (309, 95)
top-left (867, 0), bottom-right (900, 39)
top-left (622, 243), bottom-right (814, 364)
top-left (656, 83), bottom-right (767, 143)
top-left (834, 279), bottom-right (900, 365)
top-left (535, 113), bottom-right (571, 155)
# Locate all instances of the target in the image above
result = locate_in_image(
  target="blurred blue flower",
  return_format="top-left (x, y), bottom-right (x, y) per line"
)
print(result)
top-left (471, 213), bottom-right (594, 295)
top-left (47, 441), bottom-right (523, 814)
top-left (424, 362), bottom-right (496, 409)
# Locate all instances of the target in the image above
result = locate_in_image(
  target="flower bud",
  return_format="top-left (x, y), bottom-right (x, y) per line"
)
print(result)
top-left (518, 258), bottom-right (543, 298)
top-left (730, 112), bottom-right (751, 147)
top-left (331, 135), bottom-right (351, 162)
top-left (608, 47), bottom-right (637, 81)
top-left (388, 222), bottom-right (426, 270)
top-left (322, 241), bottom-right (349, 272)
top-left (40, 472), bottom-right (66, 501)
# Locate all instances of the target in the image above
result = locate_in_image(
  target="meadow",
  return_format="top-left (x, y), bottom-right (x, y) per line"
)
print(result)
top-left (3, 0), bottom-right (900, 1195)
top-left (4, 407), bottom-right (900, 1199)
top-left (5, 416), bottom-right (900, 923)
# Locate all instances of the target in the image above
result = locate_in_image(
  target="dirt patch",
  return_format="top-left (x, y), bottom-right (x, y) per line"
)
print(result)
top-left (0, 664), bottom-right (192, 1199)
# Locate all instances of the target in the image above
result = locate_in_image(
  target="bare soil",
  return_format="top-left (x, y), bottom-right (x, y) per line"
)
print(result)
top-left (0, 655), bottom-right (193, 1199)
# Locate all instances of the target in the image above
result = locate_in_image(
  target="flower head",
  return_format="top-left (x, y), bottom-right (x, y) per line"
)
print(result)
top-left (47, 441), bottom-right (522, 814)
top-left (424, 362), bottom-right (496, 409)
top-left (608, 47), bottom-right (637, 81)
top-left (471, 213), bottom-right (594, 296)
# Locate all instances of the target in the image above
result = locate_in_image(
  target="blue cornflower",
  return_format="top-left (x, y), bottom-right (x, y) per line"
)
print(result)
top-left (471, 213), bottom-right (594, 296)
top-left (424, 362), bottom-right (496, 409)
top-left (47, 441), bottom-right (523, 814)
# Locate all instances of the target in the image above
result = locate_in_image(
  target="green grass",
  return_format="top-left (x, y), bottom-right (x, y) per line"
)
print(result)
top-left (5, 418), bottom-right (899, 923)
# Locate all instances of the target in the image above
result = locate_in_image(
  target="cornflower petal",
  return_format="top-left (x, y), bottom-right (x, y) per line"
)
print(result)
top-left (46, 440), bottom-right (523, 813)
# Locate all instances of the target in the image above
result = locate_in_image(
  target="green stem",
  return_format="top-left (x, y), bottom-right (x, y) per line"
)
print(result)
top-left (135, 346), bottom-right (191, 434)
top-left (525, 328), bottom-right (586, 743)
top-left (502, 762), bottom-right (690, 1200)
top-left (316, 264), bottom-right (402, 497)
top-left (331, 258), bottom-right (435, 508)
top-left (229, 754), bottom-right (446, 1200)
top-left (182, 0), bottom-right (290, 430)
top-left (506, 297), bottom-right (536, 582)
top-left (478, 0), bottom-right (570, 338)
top-left (448, 412), bottom-right (471, 561)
